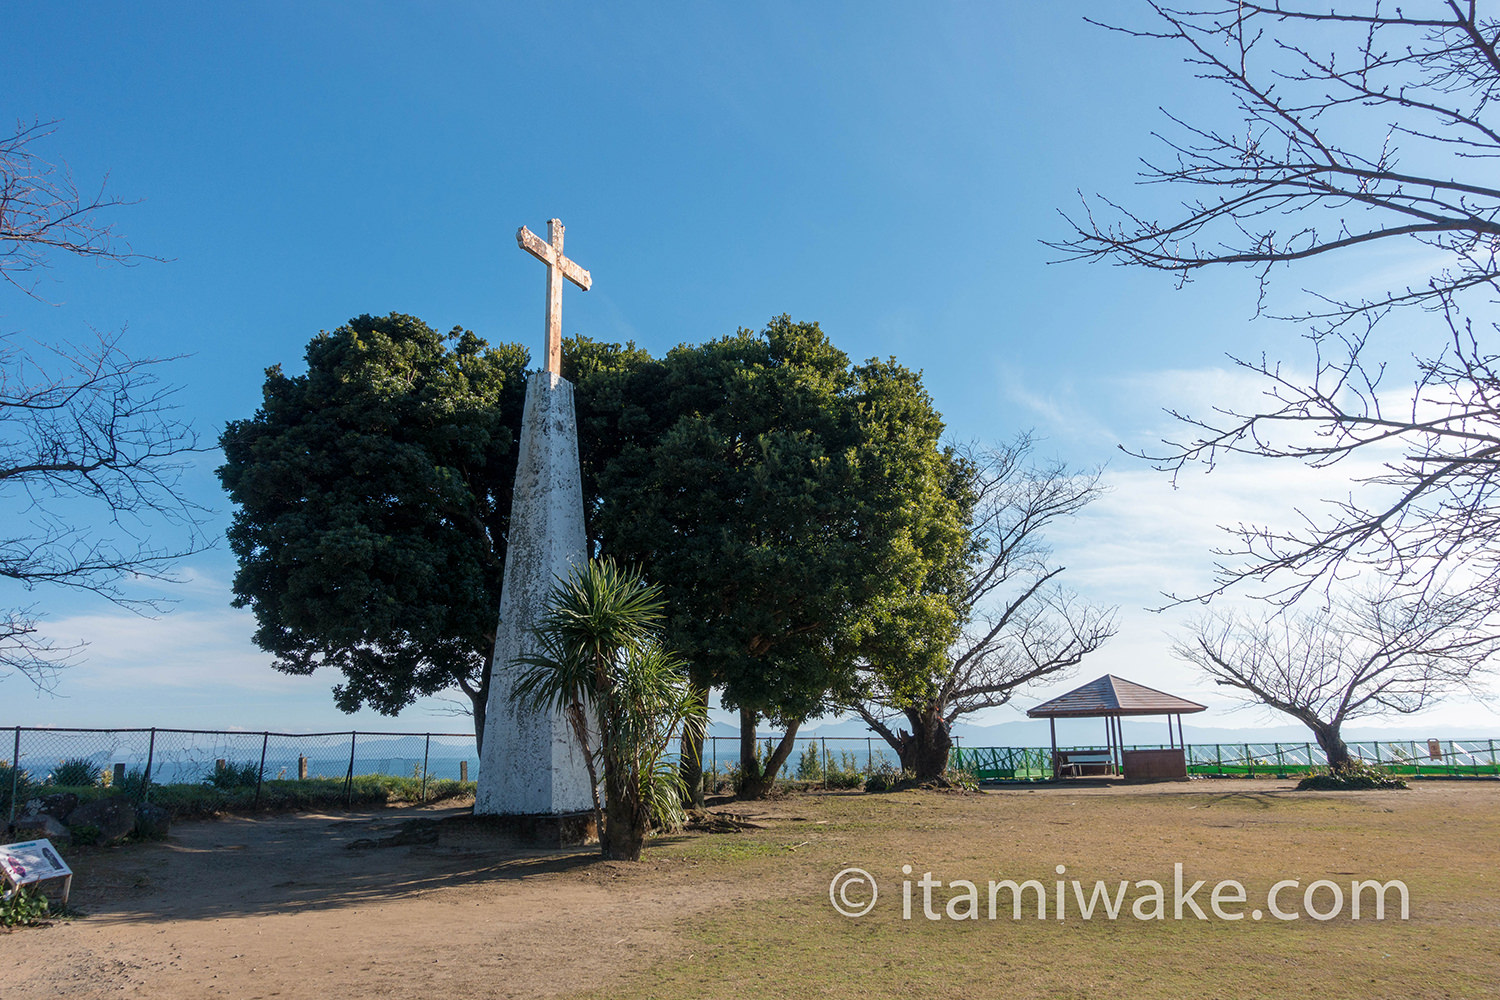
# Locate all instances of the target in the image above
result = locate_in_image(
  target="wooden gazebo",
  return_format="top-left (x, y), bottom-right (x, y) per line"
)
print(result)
top-left (1027, 674), bottom-right (1207, 780)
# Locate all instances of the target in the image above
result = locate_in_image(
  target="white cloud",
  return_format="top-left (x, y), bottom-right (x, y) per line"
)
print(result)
top-left (991, 360), bottom-right (1499, 732)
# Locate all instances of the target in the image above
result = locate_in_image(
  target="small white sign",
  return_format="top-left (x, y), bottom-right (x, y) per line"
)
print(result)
top-left (1, 838), bottom-right (72, 887)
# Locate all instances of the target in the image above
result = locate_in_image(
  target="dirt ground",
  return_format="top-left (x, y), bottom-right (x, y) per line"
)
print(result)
top-left (4, 779), bottom-right (1498, 999)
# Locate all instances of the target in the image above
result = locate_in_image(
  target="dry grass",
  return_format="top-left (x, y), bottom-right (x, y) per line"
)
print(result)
top-left (599, 780), bottom-right (1500, 999)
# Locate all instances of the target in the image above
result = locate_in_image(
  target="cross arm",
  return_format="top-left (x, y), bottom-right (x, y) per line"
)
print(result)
top-left (516, 226), bottom-right (556, 265)
top-left (558, 256), bottom-right (591, 291)
top-left (516, 225), bottom-right (592, 291)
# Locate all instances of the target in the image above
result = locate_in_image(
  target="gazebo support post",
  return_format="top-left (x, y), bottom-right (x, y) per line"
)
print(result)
top-left (1050, 717), bottom-right (1059, 781)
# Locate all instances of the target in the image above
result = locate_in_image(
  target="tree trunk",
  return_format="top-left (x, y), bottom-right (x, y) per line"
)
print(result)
top-left (899, 705), bottom-right (953, 783)
top-left (467, 685), bottom-right (486, 757)
top-left (737, 707), bottom-right (800, 800)
top-left (1313, 722), bottom-right (1351, 769)
top-left (601, 771), bottom-right (646, 861)
top-left (678, 677), bottom-right (710, 808)
top-left (679, 720), bottom-right (706, 808)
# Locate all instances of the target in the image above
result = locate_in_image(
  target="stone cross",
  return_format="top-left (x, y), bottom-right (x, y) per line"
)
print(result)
top-left (516, 218), bottom-right (592, 375)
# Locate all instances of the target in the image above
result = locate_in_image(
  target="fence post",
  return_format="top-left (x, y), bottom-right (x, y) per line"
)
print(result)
top-left (298, 755), bottom-right (308, 780)
top-left (253, 732), bottom-right (269, 808)
top-left (1375, 741), bottom-right (1383, 766)
top-left (8, 727), bottom-right (19, 825)
top-left (866, 737), bottom-right (872, 774)
top-left (421, 734), bottom-right (431, 803)
top-left (459, 760), bottom-right (468, 782)
top-left (344, 731), bottom-right (357, 806)
top-left (711, 736), bottom-right (717, 780)
top-left (142, 727), bottom-right (157, 802)
top-left (822, 737), bottom-right (829, 790)
top-left (1215, 744), bottom-right (1222, 775)
top-left (1490, 739), bottom-right (1496, 773)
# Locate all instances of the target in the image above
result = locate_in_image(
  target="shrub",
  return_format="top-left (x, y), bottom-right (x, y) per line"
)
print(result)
top-left (0, 761), bottom-right (31, 814)
top-left (1297, 759), bottom-right (1408, 791)
top-left (202, 760), bottom-right (263, 789)
top-left (48, 758), bottom-right (103, 788)
top-left (944, 767), bottom-right (979, 792)
top-left (824, 751), bottom-right (865, 790)
top-left (864, 762), bottom-right (911, 793)
top-left (114, 767), bottom-right (151, 798)
top-left (0, 885), bottom-right (50, 927)
top-left (795, 743), bottom-right (823, 781)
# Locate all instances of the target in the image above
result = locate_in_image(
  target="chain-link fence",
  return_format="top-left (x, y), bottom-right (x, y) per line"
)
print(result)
top-left (10, 727), bottom-right (1496, 821)
top-left (2, 727), bottom-right (480, 821)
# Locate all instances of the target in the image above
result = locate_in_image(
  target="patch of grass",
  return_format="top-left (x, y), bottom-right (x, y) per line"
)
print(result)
top-left (588, 781), bottom-right (1500, 999)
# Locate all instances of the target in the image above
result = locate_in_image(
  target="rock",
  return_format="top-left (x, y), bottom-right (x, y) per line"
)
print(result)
top-left (68, 796), bottom-right (138, 845)
top-left (10, 812), bottom-right (71, 845)
top-left (133, 802), bottom-right (171, 840)
top-left (33, 792), bottom-right (80, 823)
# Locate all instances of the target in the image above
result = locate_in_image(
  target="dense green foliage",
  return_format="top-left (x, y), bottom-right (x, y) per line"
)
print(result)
top-left (592, 317), bottom-right (970, 793)
top-left (218, 314), bottom-right (531, 735)
top-left (221, 314), bottom-right (966, 792)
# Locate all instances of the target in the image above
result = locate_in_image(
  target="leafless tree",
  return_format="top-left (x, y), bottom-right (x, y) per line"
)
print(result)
top-left (1049, 3), bottom-right (1500, 610)
top-left (1175, 582), bottom-right (1500, 767)
top-left (2, 120), bottom-right (146, 297)
top-left (850, 435), bottom-right (1118, 781)
top-left (1, 121), bottom-right (202, 689)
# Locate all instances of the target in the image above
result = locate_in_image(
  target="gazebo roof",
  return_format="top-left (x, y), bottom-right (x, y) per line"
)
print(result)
top-left (1026, 674), bottom-right (1207, 719)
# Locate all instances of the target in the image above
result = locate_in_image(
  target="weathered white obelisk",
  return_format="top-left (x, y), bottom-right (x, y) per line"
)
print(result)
top-left (474, 219), bottom-right (597, 830)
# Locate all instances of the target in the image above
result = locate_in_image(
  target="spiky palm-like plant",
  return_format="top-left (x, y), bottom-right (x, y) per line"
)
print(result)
top-left (513, 558), bottom-right (705, 860)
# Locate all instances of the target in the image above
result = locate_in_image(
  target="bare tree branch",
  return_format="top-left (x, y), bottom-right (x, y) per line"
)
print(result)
top-left (848, 435), bottom-right (1117, 779)
top-left (1175, 581), bottom-right (1500, 765)
top-left (0, 122), bottom-right (204, 687)
top-left (1057, 3), bottom-right (1500, 617)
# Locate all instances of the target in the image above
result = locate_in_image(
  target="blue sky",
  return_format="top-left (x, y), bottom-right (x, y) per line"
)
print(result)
top-left (6, 2), bottom-right (1496, 736)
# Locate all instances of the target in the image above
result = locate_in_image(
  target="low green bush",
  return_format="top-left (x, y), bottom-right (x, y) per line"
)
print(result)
top-left (0, 760), bottom-right (30, 814)
top-left (864, 762), bottom-right (911, 793)
top-left (202, 760), bottom-right (264, 789)
top-left (142, 774), bottom-right (477, 818)
top-left (1297, 759), bottom-right (1408, 790)
top-left (0, 885), bottom-right (50, 927)
top-left (48, 758), bottom-right (104, 788)
top-left (824, 751), bottom-right (865, 790)
top-left (795, 743), bottom-right (823, 781)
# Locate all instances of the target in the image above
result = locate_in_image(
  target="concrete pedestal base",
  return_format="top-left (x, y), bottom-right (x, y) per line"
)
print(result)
top-left (465, 810), bottom-right (598, 848)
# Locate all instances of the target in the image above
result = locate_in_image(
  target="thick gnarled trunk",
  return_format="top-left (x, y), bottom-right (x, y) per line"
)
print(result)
top-left (1313, 722), bottom-right (1352, 769)
top-left (898, 705), bottom-right (953, 782)
top-left (859, 702), bottom-right (953, 783)
top-left (737, 707), bottom-right (800, 800)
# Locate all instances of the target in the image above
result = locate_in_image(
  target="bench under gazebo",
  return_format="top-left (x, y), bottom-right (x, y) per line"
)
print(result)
top-left (1027, 674), bottom-right (1207, 781)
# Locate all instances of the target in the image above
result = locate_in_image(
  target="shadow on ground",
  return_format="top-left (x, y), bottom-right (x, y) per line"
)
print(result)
top-left (67, 804), bottom-right (607, 924)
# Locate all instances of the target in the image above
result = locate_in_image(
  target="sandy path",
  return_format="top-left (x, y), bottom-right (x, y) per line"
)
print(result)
top-left (1, 803), bottom-right (758, 999)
